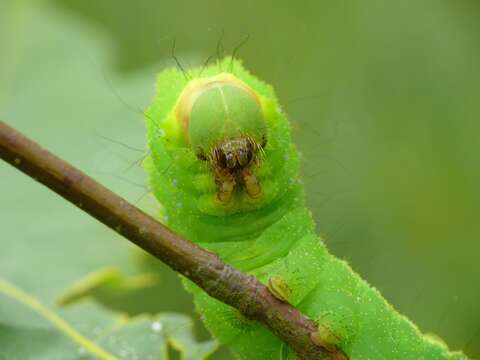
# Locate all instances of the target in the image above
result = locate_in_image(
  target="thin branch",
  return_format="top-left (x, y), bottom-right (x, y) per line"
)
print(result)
top-left (0, 121), bottom-right (345, 360)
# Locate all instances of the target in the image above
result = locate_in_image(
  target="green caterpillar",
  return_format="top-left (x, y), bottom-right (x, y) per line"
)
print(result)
top-left (144, 58), bottom-right (467, 359)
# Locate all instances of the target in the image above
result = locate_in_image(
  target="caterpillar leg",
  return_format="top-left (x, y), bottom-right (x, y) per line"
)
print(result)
top-left (310, 312), bottom-right (346, 353)
top-left (242, 168), bottom-right (262, 199)
top-left (253, 232), bottom-right (328, 306)
top-left (267, 275), bottom-right (292, 303)
top-left (186, 279), bottom-right (284, 360)
top-left (215, 169), bottom-right (236, 203)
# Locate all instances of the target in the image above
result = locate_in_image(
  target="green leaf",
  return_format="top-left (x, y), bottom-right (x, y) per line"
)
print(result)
top-left (0, 0), bottom-right (218, 358)
top-left (0, 323), bottom-right (82, 360)
top-left (57, 267), bottom-right (160, 314)
top-left (0, 279), bottom-right (218, 360)
top-left (0, 278), bottom-right (116, 360)
top-left (96, 314), bottom-right (218, 360)
top-left (56, 267), bottom-right (220, 359)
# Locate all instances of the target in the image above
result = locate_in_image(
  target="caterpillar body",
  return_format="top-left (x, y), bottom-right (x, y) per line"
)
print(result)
top-left (144, 58), bottom-right (467, 360)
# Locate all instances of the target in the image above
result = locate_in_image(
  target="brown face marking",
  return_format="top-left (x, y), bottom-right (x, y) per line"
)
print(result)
top-left (214, 138), bottom-right (254, 170)
top-left (202, 136), bottom-right (265, 203)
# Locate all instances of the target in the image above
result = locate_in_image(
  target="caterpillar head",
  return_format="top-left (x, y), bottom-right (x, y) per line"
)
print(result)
top-left (176, 73), bottom-right (270, 207)
top-left (146, 62), bottom-right (300, 220)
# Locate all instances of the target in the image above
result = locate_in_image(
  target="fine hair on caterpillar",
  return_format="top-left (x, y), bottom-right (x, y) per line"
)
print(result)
top-left (172, 30), bottom-right (252, 76)
top-left (171, 37), bottom-right (191, 81)
top-left (173, 32), bottom-right (252, 77)
top-left (216, 30), bottom-right (225, 71)
top-left (88, 69), bottom-right (164, 206)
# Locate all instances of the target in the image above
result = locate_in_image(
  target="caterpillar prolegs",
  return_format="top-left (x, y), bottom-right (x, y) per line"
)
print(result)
top-left (144, 59), bottom-right (467, 359)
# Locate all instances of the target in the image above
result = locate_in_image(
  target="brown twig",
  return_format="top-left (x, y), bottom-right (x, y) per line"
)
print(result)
top-left (0, 120), bottom-right (345, 360)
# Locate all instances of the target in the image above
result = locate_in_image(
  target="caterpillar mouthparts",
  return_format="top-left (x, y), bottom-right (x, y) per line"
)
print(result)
top-left (212, 136), bottom-right (263, 203)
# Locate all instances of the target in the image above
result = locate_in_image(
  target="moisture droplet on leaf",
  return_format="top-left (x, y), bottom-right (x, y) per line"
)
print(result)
top-left (151, 321), bottom-right (163, 332)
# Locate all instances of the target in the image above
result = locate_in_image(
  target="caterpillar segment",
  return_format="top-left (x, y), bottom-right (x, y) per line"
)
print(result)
top-left (144, 58), bottom-right (468, 360)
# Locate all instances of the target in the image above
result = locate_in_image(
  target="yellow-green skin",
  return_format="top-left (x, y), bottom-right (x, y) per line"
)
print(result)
top-left (144, 58), bottom-right (467, 360)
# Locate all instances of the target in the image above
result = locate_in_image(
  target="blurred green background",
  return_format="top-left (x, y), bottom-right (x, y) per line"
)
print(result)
top-left (1, 0), bottom-right (479, 358)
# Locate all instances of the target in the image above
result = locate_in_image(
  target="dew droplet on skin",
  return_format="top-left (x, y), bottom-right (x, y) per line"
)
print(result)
top-left (172, 178), bottom-right (178, 186)
top-left (151, 321), bottom-right (163, 332)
